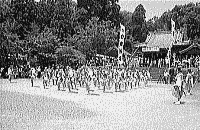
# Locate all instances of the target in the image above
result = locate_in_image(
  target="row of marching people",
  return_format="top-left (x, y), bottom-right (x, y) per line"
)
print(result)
top-left (29, 65), bottom-right (152, 94)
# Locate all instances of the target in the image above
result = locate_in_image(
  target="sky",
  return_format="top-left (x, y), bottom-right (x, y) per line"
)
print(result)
top-left (72, 0), bottom-right (199, 20)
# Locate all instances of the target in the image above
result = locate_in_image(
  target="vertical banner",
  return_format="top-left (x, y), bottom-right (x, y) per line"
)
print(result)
top-left (173, 53), bottom-right (176, 66)
top-left (169, 19), bottom-right (176, 68)
top-left (118, 23), bottom-right (125, 66)
top-left (171, 19), bottom-right (176, 43)
top-left (177, 30), bottom-right (183, 42)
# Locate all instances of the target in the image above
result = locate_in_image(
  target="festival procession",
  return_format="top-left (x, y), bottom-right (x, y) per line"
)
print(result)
top-left (2, 19), bottom-right (200, 105)
top-left (1, 0), bottom-right (200, 129)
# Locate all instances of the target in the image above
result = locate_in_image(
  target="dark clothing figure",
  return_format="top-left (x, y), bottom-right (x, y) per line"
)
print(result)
top-left (169, 67), bottom-right (175, 84)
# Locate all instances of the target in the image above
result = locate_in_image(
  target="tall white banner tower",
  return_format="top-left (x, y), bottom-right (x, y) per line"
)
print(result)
top-left (171, 19), bottom-right (176, 43)
top-left (118, 23), bottom-right (125, 66)
top-left (169, 19), bottom-right (176, 68)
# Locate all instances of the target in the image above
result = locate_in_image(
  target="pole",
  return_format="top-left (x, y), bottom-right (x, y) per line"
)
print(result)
top-left (168, 46), bottom-right (171, 69)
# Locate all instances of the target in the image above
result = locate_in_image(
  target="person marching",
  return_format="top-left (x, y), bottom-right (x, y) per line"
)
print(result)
top-left (49, 67), bottom-right (55, 86)
top-left (135, 70), bottom-right (140, 88)
top-left (127, 69), bottom-right (133, 90)
top-left (51, 67), bottom-right (57, 86)
top-left (80, 65), bottom-right (86, 88)
top-left (185, 69), bottom-right (194, 95)
top-left (57, 67), bottom-right (65, 91)
top-left (92, 68), bottom-right (98, 89)
top-left (173, 67), bottom-right (184, 105)
top-left (164, 69), bottom-right (169, 84)
top-left (72, 69), bottom-right (78, 90)
top-left (64, 67), bottom-right (70, 91)
top-left (43, 70), bottom-right (49, 89)
top-left (30, 67), bottom-right (37, 87)
top-left (85, 66), bottom-right (92, 94)
top-left (122, 68), bottom-right (127, 91)
top-left (37, 66), bottom-right (41, 78)
top-left (76, 67), bottom-right (82, 88)
top-left (102, 69), bottom-right (108, 92)
top-left (90, 68), bottom-right (96, 91)
top-left (47, 67), bottom-right (52, 85)
top-left (114, 68), bottom-right (119, 92)
top-left (7, 66), bottom-right (13, 83)
top-left (140, 70), bottom-right (145, 83)
top-left (55, 66), bottom-right (60, 85)
top-left (146, 69), bottom-right (151, 86)
top-left (143, 70), bottom-right (149, 87)
top-left (118, 68), bottom-right (123, 92)
top-left (130, 70), bottom-right (135, 89)
top-left (110, 68), bottom-right (115, 90)
top-left (97, 68), bottom-right (101, 89)
top-left (68, 67), bottom-right (74, 90)
top-left (125, 69), bottom-right (131, 90)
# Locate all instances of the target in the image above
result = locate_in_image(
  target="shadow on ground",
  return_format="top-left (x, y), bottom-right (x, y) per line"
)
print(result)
top-left (0, 90), bottom-right (97, 130)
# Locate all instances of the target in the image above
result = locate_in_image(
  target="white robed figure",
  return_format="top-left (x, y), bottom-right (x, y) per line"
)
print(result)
top-left (7, 66), bottom-right (12, 82)
top-left (57, 68), bottom-right (65, 91)
top-left (30, 67), bottom-right (36, 87)
top-left (68, 67), bottom-right (74, 90)
top-left (185, 69), bottom-right (194, 95)
top-left (87, 67), bottom-right (95, 90)
top-left (172, 68), bottom-right (184, 105)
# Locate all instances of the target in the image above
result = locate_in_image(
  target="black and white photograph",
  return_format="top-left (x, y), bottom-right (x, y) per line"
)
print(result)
top-left (1, 0), bottom-right (200, 129)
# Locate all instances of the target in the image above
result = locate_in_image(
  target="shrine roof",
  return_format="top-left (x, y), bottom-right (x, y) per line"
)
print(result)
top-left (135, 32), bottom-right (189, 48)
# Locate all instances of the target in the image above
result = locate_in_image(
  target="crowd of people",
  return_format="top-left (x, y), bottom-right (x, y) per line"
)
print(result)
top-left (1, 59), bottom-right (200, 105)
top-left (130, 53), bottom-right (200, 69)
top-left (4, 64), bottom-right (152, 94)
top-left (172, 67), bottom-right (196, 105)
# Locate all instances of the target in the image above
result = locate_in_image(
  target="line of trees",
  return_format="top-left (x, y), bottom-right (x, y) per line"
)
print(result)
top-left (0, 0), bottom-right (148, 67)
top-left (146, 2), bottom-right (200, 41)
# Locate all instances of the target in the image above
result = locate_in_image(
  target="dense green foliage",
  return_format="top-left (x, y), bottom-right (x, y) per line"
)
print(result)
top-left (77, 0), bottom-right (120, 24)
top-left (1, 0), bottom-right (200, 67)
top-left (146, 2), bottom-right (200, 40)
top-left (0, 0), bottom-right (141, 67)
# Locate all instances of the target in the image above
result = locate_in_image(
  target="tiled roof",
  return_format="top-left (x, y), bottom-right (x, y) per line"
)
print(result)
top-left (144, 32), bottom-right (173, 48)
top-left (135, 32), bottom-right (190, 48)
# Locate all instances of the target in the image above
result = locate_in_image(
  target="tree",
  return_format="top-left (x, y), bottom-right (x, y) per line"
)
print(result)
top-left (67, 17), bottom-right (118, 57)
top-left (151, 2), bottom-right (200, 40)
top-left (119, 10), bottom-right (132, 34)
top-left (0, 19), bottom-right (21, 67)
top-left (77, 0), bottom-right (120, 25)
top-left (132, 4), bottom-right (148, 43)
top-left (25, 25), bottom-right (59, 56)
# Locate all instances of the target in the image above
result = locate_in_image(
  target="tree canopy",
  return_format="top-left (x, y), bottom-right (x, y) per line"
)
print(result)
top-left (1, 0), bottom-right (200, 67)
top-left (147, 2), bottom-right (200, 40)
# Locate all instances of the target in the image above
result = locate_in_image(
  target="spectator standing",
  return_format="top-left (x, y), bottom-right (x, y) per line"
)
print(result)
top-left (0, 67), bottom-right (4, 78)
top-left (30, 67), bottom-right (37, 87)
top-left (169, 67), bottom-right (175, 84)
top-left (7, 66), bottom-right (13, 82)
top-left (164, 69), bottom-right (169, 84)
top-left (173, 68), bottom-right (184, 105)
top-left (18, 66), bottom-right (22, 78)
top-left (185, 69), bottom-right (194, 95)
top-left (43, 71), bottom-right (49, 89)
top-left (37, 66), bottom-right (41, 78)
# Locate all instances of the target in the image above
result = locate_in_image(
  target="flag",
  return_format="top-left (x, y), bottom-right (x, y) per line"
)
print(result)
top-left (167, 47), bottom-right (171, 58)
top-left (120, 23), bottom-right (125, 36)
top-left (171, 19), bottom-right (175, 34)
top-left (118, 23), bottom-right (125, 66)
top-left (177, 30), bottom-right (183, 42)
top-left (171, 19), bottom-right (176, 41)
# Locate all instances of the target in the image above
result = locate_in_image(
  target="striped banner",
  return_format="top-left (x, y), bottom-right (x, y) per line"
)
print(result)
top-left (118, 23), bottom-right (125, 66)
